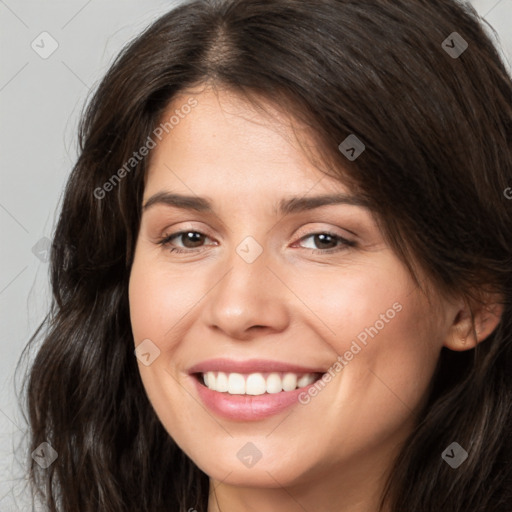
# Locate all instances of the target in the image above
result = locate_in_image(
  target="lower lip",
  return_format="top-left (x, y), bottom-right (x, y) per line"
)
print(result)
top-left (192, 375), bottom-right (321, 421)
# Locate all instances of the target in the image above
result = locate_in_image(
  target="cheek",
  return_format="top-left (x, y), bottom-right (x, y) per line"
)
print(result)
top-left (128, 258), bottom-right (202, 344)
top-left (293, 258), bottom-right (440, 419)
top-left (128, 258), bottom-right (202, 435)
top-left (288, 256), bottom-right (412, 349)
top-left (128, 259), bottom-right (183, 395)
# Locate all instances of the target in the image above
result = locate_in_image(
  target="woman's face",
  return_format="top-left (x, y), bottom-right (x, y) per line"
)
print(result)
top-left (128, 87), bottom-right (457, 495)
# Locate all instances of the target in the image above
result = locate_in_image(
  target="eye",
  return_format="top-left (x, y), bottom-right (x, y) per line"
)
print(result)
top-left (294, 231), bottom-right (356, 253)
top-left (157, 229), bottom-right (356, 255)
top-left (157, 230), bottom-right (216, 254)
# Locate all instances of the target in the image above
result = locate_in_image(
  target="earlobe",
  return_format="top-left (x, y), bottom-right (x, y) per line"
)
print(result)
top-left (443, 297), bottom-right (504, 352)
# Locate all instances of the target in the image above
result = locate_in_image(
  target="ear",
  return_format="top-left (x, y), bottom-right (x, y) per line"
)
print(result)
top-left (443, 293), bottom-right (504, 351)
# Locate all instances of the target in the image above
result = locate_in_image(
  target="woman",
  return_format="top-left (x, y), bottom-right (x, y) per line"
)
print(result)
top-left (22, 0), bottom-right (512, 510)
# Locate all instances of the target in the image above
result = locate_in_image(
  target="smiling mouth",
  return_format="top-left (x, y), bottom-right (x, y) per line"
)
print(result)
top-left (194, 371), bottom-right (324, 395)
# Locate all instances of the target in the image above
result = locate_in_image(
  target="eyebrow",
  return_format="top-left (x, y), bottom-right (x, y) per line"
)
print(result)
top-left (142, 191), bottom-right (372, 215)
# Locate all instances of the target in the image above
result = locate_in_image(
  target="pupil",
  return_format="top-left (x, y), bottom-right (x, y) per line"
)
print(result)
top-left (184, 232), bottom-right (203, 248)
top-left (315, 233), bottom-right (335, 249)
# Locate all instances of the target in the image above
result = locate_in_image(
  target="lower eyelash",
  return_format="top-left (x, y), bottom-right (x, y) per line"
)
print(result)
top-left (167, 246), bottom-right (192, 254)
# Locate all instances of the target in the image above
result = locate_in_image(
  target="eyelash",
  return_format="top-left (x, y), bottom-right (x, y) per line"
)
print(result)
top-left (156, 230), bottom-right (356, 254)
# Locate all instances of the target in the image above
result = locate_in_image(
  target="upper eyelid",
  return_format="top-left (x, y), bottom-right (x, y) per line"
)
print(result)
top-left (147, 209), bottom-right (366, 237)
top-left (159, 223), bottom-right (354, 237)
top-left (156, 218), bottom-right (358, 236)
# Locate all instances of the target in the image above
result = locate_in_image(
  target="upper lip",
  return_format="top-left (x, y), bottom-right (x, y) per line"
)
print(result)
top-left (188, 358), bottom-right (326, 375)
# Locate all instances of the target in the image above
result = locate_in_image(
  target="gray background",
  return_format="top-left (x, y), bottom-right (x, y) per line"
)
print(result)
top-left (0, 0), bottom-right (511, 509)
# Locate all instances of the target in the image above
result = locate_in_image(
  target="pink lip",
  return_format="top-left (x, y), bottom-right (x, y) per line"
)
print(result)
top-left (187, 358), bottom-right (326, 421)
top-left (192, 378), bottom-right (321, 421)
top-left (187, 358), bottom-right (326, 374)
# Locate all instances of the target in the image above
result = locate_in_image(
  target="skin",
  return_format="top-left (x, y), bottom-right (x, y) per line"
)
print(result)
top-left (128, 85), bottom-right (502, 512)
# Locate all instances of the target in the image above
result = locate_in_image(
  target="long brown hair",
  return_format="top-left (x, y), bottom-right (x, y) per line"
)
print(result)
top-left (20, 0), bottom-right (512, 510)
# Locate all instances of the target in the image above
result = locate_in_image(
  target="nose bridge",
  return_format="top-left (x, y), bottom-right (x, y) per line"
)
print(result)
top-left (234, 234), bottom-right (266, 267)
top-left (204, 232), bottom-right (289, 337)
top-left (221, 233), bottom-right (271, 302)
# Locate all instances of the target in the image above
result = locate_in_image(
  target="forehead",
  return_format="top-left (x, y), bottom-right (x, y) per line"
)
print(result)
top-left (144, 86), bottom-right (352, 200)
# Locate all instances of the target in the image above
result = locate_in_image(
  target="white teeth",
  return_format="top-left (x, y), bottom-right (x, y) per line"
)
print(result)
top-left (201, 371), bottom-right (320, 395)
top-left (246, 373), bottom-right (267, 395)
top-left (205, 371), bottom-right (215, 389)
top-left (282, 373), bottom-right (297, 391)
top-left (266, 373), bottom-right (282, 394)
top-left (227, 373), bottom-right (245, 394)
top-left (297, 374), bottom-right (316, 387)
top-left (216, 372), bottom-right (228, 392)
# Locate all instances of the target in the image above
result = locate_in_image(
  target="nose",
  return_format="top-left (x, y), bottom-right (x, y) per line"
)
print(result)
top-left (202, 240), bottom-right (290, 341)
